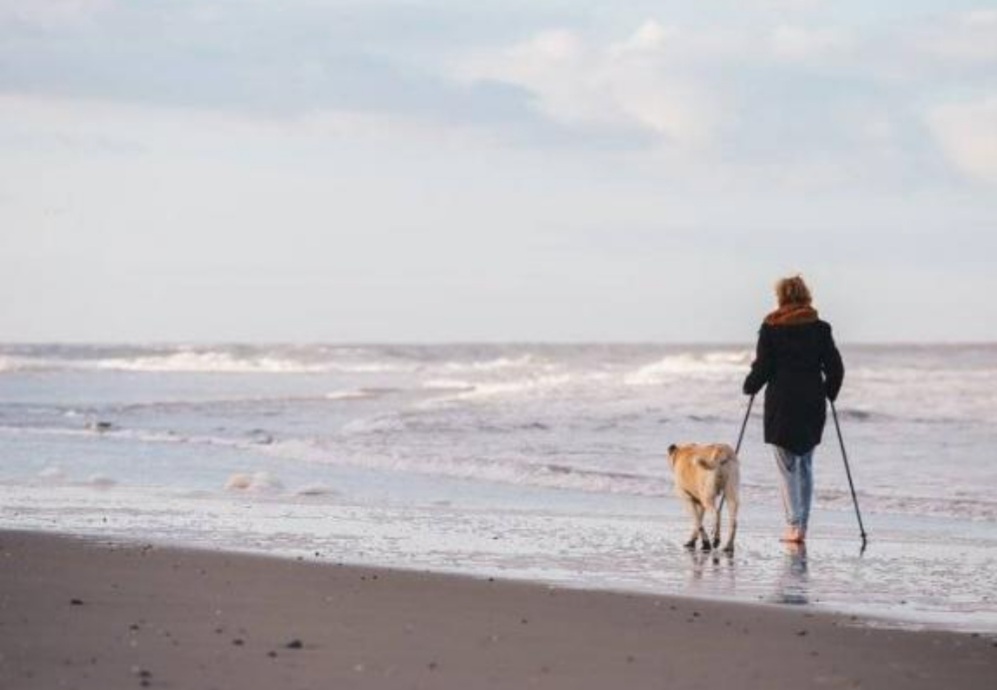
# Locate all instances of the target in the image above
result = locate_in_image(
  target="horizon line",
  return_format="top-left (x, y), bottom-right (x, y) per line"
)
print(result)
top-left (2, 339), bottom-right (995, 348)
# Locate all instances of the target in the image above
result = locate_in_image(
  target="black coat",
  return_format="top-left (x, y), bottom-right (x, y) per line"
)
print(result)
top-left (743, 319), bottom-right (844, 455)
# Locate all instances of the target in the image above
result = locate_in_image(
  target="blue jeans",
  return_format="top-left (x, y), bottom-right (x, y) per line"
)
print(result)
top-left (773, 445), bottom-right (814, 531)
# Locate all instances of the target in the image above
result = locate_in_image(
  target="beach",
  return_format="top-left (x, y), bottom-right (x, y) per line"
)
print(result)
top-left (2, 343), bottom-right (997, 638)
top-left (5, 0), bottom-right (997, 684)
top-left (2, 530), bottom-right (994, 690)
top-left (1, 338), bottom-right (996, 690)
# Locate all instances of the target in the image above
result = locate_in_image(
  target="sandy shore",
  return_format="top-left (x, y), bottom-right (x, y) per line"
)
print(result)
top-left (1, 530), bottom-right (993, 690)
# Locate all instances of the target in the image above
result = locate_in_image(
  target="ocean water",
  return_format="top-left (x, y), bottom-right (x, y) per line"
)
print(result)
top-left (2, 343), bottom-right (996, 632)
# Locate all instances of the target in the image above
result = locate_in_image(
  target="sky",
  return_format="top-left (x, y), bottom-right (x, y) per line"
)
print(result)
top-left (1, 0), bottom-right (995, 343)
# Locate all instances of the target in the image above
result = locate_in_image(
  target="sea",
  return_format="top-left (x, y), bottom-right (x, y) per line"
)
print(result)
top-left (1, 343), bottom-right (995, 633)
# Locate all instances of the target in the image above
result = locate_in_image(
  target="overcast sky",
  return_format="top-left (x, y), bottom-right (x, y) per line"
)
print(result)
top-left (1, 0), bottom-right (995, 343)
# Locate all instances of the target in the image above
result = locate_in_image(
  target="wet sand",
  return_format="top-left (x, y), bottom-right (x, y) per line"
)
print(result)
top-left (1, 530), bottom-right (994, 690)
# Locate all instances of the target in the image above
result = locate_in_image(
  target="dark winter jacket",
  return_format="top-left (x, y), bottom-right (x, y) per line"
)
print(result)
top-left (742, 304), bottom-right (844, 455)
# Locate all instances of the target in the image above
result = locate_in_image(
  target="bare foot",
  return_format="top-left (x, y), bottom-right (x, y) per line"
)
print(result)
top-left (780, 527), bottom-right (804, 543)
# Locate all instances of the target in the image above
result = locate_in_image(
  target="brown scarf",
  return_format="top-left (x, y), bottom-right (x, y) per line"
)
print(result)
top-left (765, 304), bottom-right (818, 326)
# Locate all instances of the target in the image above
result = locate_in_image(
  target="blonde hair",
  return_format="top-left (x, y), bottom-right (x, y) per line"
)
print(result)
top-left (775, 275), bottom-right (812, 307)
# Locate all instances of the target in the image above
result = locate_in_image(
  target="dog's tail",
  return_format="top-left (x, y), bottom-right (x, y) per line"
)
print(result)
top-left (695, 445), bottom-right (736, 471)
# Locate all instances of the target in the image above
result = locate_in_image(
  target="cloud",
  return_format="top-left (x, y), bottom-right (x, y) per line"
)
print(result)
top-left (456, 21), bottom-right (725, 150)
top-left (450, 16), bottom-right (982, 190)
top-left (0, 0), bottom-right (113, 28)
top-left (2, 4), bottom-right (994, 195)
top-left (914, 9), bottom-right (997, 63)
top-left (0, 1), bottom-right (541, 131)
top-left (0, 91), bottom-right (512, 160)
top-left (926, 96), bottom-right (997, 184)
top-left (770, 24), bottom-right (852, 61)
top-left (745, 0), bottom-right (824, 10)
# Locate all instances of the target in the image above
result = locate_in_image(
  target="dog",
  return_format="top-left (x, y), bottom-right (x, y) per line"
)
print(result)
top-left (667, 443), bottom-right (740, 553)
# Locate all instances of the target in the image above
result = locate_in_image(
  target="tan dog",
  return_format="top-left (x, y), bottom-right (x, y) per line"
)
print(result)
top-left (667, 443), bottom-right (740, 553)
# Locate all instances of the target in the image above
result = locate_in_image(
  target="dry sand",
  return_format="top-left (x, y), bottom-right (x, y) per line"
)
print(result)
top-left (1, 530), bottom-right (993, 689)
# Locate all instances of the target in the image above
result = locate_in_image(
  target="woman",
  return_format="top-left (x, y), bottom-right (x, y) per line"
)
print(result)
top-left (743, 275), bottom-right (844, 543)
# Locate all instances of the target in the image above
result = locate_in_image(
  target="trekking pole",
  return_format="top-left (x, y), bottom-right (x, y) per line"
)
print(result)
top-left (716, 394), bottom-right (755, 531)
top-left (830, 400), bottom-right (868, 551)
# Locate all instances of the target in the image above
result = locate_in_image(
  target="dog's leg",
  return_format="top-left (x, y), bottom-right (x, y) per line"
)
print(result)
top-left (702, 501), bottom-right (718, 551)
top-left (682, 498), bottom-right (700, 549)
top-left (710, 498), bottom-right (722, 549)
top-left (698, 502), bottom-right (711, 551)
top-left (722, 486), bottom-right (739, 554)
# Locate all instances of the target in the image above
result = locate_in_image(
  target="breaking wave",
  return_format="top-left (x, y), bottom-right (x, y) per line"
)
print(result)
top-left (625, 351), bottom-right (752, 385)
top-left (3, 342), bottom-right (997, 523)
top-left (0, 346), bottom-right (417, 374)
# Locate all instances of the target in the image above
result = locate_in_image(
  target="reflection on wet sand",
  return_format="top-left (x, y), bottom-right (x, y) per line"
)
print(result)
top-left (685, 548), bottom-right (736, 594)
top-left (680, 542), bottom-right (810, 607)
top-left (773, 542), bottom-right (809, 605)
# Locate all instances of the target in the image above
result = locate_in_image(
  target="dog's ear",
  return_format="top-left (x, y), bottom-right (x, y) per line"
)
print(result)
top-left (667, 444), bottom-right (677, 455)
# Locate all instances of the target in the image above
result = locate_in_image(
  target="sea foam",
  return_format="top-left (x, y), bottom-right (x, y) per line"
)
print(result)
top-left (225, 472), bottom-right (285, 493)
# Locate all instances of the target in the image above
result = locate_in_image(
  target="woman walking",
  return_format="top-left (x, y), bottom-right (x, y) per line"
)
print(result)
top-left (743, 275), bottom-right (844, 543)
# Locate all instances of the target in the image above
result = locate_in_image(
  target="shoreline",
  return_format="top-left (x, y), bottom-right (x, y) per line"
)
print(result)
top-left (3, 523), bottom-right (983, 636)
top-left (2, 529), bottom-right (994, 689)
top-left (4, 480), bottom-right (997, 635)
